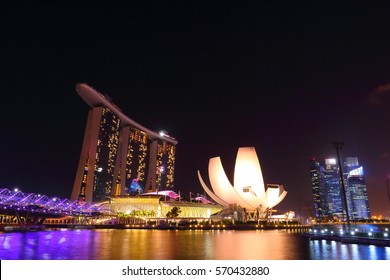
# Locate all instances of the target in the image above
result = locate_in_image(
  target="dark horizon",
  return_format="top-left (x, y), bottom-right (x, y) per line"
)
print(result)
top-left (1, 1), bottom-right (390, 217)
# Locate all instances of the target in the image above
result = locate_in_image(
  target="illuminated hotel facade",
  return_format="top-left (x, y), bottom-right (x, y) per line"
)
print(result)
top-left (71, 83), bottom-right (178, 203)
top-left (309, 157), bottom-right (370, 221)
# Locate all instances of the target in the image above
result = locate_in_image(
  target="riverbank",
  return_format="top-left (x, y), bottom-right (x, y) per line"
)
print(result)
top-left (303, 232), bottom-right (390, 246)
top-left (302, 224), bottom-right (390, 247)
top-left (1, 223), bottom-right (306, 231)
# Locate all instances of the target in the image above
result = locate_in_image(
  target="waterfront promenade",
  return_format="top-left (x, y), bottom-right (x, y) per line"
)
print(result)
top-left (0, 221), bottom-right (308, 231)
top-left (303, 223), bottom-right (390, 247)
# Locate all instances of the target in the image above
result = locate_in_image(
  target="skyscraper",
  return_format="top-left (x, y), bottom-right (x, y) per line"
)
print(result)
top-left (71, 83), bottom-right (178, 203)
top-left (309, 157), bottom-right (370, 221)
top-left (343, 157), bottom-right (371, 219)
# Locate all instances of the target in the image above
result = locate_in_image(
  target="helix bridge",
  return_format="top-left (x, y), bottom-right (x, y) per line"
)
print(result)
top-left (0, 188), bottom-right (105, 218)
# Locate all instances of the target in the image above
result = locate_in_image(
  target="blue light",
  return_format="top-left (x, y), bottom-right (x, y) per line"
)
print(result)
top-left (348, 166), bottom-right (363, 176)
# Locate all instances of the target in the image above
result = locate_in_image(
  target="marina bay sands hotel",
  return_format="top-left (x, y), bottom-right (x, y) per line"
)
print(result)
top-left (71, 83), bottom-right (178, 203)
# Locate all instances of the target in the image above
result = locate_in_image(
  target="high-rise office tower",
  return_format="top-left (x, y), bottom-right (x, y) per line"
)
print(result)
top-left (309, 159), bottom-right (327, 219)
top-left (343, 157), bottom-right (371, 219)
top-left (309, 158), bottom-right (342, 220)
top-left (71, 83), bottom-right (178, 203)
top-left (309, 157), bottom-right (370, 221)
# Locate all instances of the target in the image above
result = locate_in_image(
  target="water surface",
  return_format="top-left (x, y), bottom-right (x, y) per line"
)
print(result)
top-left (0, 229), bottom-right (389, 260)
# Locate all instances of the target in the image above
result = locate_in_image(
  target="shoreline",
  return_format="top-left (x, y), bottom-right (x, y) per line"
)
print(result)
top-left (303, 232), bottom-right (390, 247)
top-left (0, 223), bottom-right (307, 232)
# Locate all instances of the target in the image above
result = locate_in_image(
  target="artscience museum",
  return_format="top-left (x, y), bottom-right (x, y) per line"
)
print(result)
top-left (198, 147), bottom-right (288, 220)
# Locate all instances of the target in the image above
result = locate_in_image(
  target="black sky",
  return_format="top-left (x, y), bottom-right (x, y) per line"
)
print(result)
top-left (1, 1), bottom-right (390, 217)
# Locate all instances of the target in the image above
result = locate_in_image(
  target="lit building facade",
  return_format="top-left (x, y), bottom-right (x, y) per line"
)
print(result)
top-left (343, 157), bottom-right (371, 219)
top-left (309, 159), bottom-right (328, 219)
top-left (71, 83), bottom-right (178, 203)
top-left (309, 157), bottom-right (370, 221)
top-left (98, 195), bottom-right (224, 219)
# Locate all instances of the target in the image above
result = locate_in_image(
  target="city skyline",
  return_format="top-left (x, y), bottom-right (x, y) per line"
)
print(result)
top-left (310, 156), bottom-right (371, 221)
top-left (1, 2), bottom-right (390, 217)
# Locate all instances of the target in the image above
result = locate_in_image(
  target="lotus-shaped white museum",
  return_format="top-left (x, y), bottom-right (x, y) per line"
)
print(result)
top-left (197, 147), bottom-right (287, 214)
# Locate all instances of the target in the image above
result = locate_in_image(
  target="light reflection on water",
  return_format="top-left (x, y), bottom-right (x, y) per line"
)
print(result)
top-left (0, 229), bottom-right (389, 260)
top-left (309, 239), bottom-right (390, 260)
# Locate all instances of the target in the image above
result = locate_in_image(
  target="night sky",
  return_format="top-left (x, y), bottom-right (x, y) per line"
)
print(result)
top-left (1, 1), bottom-right (390, 218)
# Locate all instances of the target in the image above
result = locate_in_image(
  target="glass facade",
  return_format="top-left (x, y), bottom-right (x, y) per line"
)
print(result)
top-left (309, 157), bottom-right (370, 221)
top-left (323, 160), bottom-right (343, 218)
top-left (343, 158), bottom-right (371, 219)
top-left (309, 159), bottom-right (327, 219)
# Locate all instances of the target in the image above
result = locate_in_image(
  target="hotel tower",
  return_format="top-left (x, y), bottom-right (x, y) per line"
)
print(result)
top-left (71, 83), bottom-right (178, 203)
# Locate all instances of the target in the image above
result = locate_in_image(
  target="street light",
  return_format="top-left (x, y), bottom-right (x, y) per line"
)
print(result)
top-left (332, 141), bottom-right (351, 227)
